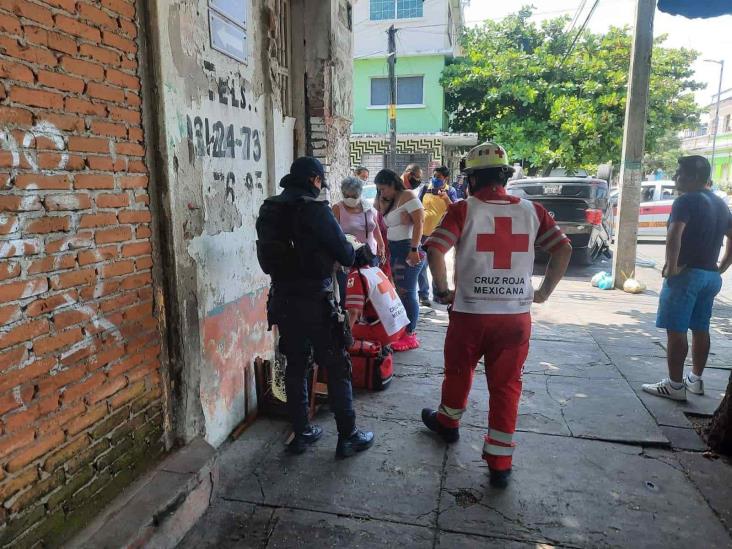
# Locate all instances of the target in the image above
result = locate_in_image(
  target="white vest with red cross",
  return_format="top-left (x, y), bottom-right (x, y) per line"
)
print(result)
top-left (360, 267), bottom-right (410, 335)
top-left (453, 196), bottom-right (539, 314)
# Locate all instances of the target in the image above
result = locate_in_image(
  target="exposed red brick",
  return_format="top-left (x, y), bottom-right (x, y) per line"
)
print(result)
top-left (96, 193), bottom-right (129, 208)
top-left (55, 14), bottom-right (101, 41)
top-left (9, 86), bottom-right (64, 109)
top-left (78, 246), bottom-right (117, 266)
top-left (0, 59), bottom-right (35, 83)
top-left (79, 43), bottom-right (121, 66)
top-left (27, 253), bottom-right (76, 274)
top-left (78, 2), bottom-right (117, 30)
top-left (87, 82), bottom-right (126, 103)
top-left (121, 241), bottom-right (151, 257)
top-left (68, 136), bottom-right (110, 154)
top-left (37, 69), bottom-right (85, 93)
top-left (6, 431), bottom-right (65, 473)
top-left (74, 174), bottom-right (115, 190)
top-left (49, 267), bottom-right (95, 290)
top-left (24, 215), bottom-right (71, 234)
top-left (44, 193), bottom-right (92, 211)
top-left (0, 278), bottom-right (48, 304)
top-left (100, 0), bottom-right (136, 19)
top-left (90, 120), bottom-right (127, 138)
top-left (95, 226), bottom-right (132, 244)
top-left (120, 175), bottom-right (148, 189)
top-left (60, 55), bottom-right (104, 80)
top-left (0, 261), bottom-right (21, 282)
top-left (26, 290), bottom-right (77, 317)
top-left (0, 318), bottom-right (48, 350)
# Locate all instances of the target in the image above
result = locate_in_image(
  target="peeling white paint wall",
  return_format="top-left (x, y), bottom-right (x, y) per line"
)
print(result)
top-left (149, 0), bottom-right (291, 446)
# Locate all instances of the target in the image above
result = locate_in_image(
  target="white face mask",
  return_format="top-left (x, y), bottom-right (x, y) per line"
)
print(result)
top-left (342, 197), bottom-right (361, 208)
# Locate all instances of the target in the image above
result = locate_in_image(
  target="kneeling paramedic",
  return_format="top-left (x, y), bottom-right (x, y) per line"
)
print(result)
top-left (420, 142), bottom-right (572, 487)
top-left (344, 240), bottom-right (409, 347)
top-left (256, 157), bottom-right (374, 458)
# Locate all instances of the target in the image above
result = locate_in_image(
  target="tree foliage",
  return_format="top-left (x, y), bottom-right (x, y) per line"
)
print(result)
top-left (442, 7), bottom-right (703, 173)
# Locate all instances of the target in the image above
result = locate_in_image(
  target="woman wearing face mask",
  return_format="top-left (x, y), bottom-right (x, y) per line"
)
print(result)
top-left (333, 177), bottom-right (386, 299)
top-left (375, 168), bottom-right (425, 351)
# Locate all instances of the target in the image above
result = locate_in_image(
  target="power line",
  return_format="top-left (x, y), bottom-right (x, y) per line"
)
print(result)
top-left (566, 0), bottom-right (589, 36)
top-left (559, 0), bottom-right (601, 69)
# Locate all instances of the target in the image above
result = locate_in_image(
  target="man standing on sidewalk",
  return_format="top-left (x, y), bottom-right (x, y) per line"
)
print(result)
top-left (643, 156), bottom-right (732, 401)
top-left (420, 142), bottom-right (572, 488)
top-left (417, 166), bottom-right (457, 307)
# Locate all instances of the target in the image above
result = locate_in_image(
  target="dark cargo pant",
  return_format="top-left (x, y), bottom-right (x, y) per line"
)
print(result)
top-left (272, 293), bottom-right (356, 436)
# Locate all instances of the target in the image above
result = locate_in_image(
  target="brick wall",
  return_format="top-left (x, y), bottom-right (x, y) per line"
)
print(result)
top-left (0, 0), bottom-right (165, 545)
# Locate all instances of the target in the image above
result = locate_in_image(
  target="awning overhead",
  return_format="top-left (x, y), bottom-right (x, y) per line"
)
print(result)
top-left (657, 0), bottom-right (732, 19)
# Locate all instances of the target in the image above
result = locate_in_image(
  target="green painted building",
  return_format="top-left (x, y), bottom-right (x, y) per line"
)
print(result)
top-left (350, 0), bottom-right (476, 176)
top-left (681, 93), bottom-right (732, 190)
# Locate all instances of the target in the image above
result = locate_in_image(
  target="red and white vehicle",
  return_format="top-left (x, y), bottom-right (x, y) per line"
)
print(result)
top-left (610, 180), bottom-right (731, 240)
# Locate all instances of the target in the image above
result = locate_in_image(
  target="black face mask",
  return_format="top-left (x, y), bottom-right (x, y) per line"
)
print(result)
top-left (410, 175), bottom-right (421, 186)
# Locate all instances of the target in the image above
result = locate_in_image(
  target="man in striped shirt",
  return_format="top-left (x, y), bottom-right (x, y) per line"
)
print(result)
top-left (420, 142), bottom-right (572, 488)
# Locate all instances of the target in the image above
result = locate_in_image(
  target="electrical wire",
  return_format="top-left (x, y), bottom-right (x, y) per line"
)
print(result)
top-left (566, 0), bottom-right (589, 37)
top-left (559, 0), bottom-right (601, 69)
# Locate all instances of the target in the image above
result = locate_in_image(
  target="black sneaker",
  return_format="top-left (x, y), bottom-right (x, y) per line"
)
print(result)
top-left (421, 409), bottom-right (460, 443)
top-left (335, 429), bottom-right (374, 459)
top-left (489, 468), bottom-right (511, 489)
top-left (286, 425), bottom-right (323, 455)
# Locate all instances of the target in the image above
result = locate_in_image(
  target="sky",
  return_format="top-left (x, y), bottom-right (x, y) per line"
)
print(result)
top-left (463, 0), bottom-right (732, 109)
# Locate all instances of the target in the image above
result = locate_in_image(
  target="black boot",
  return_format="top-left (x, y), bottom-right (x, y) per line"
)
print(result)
top-left (489, 468), bottom-right (511, 489)
top-left (421, 409), bottom-right (460, 443)
top-left (286, 425), bottom-right (323, 455)
top-left (335, 429), bottom-right (374, 459)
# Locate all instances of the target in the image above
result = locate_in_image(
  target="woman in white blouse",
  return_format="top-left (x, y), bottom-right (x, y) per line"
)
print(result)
top-left (374, 169), bottom-right (425, 351)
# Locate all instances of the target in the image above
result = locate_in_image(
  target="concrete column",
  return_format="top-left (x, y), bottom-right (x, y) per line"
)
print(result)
top-left (612, 0), bottom-right (656, 288)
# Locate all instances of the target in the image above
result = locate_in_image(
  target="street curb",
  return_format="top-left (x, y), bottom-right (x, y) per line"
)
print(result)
top-left (67, 438), bottom-right (217, 549)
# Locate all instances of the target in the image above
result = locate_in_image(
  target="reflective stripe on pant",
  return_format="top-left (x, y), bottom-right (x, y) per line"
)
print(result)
top-left (437, 311), bottom-right (531, 471)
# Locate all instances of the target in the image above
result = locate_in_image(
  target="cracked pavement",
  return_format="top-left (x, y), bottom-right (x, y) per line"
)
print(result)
top-left (180, 253), bottom-right (732, 548)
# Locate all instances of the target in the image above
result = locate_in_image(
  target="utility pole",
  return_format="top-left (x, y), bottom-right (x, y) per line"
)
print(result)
top-left (387, 25), bottom-right (397, 170)
top-left (705, 59), bottom-right (724, 178)
top-left (612, 0), bottom-right (655, 289)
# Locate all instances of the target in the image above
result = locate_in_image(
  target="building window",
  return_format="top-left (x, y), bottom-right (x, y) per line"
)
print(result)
top-left (370, 76), bottom-right (424, 106)
top-left (370, 0), bottom-right (423, 21)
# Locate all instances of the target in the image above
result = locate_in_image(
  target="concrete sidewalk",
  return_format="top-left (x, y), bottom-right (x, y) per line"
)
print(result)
top-left (180, 258), bottom-right (732, 548)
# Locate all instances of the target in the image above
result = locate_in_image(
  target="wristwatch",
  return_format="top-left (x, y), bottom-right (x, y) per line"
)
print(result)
top-left (410, 246), bottom-right (418, 252)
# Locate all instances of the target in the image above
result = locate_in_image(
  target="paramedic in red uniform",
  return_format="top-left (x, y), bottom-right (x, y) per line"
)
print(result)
top-left (344, 242), bottom-right (409, 347)
top-left (420, 142), bottom-right (573, 488)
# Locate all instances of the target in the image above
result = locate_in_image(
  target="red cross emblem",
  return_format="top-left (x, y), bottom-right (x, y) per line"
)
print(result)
top-left (494, 148), bottom-right (504, 158)
top-left (476, 217), bottom-right (529, 269)
top-left (376, 271), bottom-right (397, 299)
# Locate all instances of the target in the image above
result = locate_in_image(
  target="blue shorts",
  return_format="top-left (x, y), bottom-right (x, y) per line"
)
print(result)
top-left (656, 268), bottom-right (723, 333)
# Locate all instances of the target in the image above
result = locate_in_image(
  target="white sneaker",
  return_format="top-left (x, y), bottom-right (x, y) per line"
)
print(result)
top-left (642, 378), bottom-right (687, 401)
top-left (684, 373), bottom-right (704, 395)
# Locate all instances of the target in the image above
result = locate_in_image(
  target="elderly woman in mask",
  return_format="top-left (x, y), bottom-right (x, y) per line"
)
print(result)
top-left (333, 176), bottom-right (385, 264)
top-left (333, 176), bottom-right (386, 301)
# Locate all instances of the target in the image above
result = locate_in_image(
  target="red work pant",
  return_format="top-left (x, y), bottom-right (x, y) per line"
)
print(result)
top-left (437, 311), bottom-right (531, 471)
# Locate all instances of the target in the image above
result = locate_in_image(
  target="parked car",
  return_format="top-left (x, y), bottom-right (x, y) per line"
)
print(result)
top-left (507, 177), bottom-right (612, 265)
top-left (609, 181), bottom-right (731, 240)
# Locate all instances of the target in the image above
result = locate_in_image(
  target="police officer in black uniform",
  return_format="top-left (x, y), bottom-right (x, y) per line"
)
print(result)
top-left (257, 157), bottom-right (375, 458)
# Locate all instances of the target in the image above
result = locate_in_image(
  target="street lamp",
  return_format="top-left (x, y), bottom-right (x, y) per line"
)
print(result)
top-left (704, 59), bottom-right (724, 179)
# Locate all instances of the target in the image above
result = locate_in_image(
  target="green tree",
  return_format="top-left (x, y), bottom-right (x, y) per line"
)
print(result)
top-left (442, 7), bottom-right (703, 174)
top-left (643, 132), bottom-right (683, 178)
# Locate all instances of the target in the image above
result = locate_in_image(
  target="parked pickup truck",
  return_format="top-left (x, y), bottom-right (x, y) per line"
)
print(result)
top-left (507, 177), bottom-right (612, 265)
